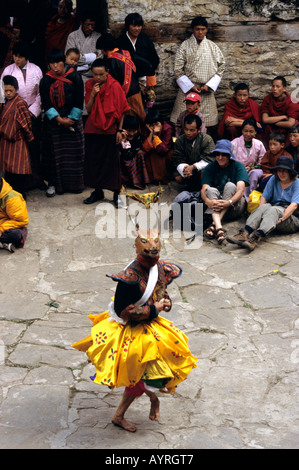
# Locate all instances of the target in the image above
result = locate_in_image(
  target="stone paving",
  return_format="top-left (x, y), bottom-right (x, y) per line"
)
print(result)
top-left (0, 184), bottom-right (299, 449)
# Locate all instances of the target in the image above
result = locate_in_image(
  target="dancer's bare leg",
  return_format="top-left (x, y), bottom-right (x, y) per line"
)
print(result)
top-left (112, 392), bottom-right (137, 432)
top-left (145, 390), bottom-right (160, 421)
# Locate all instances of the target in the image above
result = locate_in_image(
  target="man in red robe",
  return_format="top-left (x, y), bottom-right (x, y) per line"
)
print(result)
top-left (218, 83), bottom-right (261, 139)
top-left (261, 76), bottom-right (297, 148)
top-left (83, 58), bottom-right (130, 207)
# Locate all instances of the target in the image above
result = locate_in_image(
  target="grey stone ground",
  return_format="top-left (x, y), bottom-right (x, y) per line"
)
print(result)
top-left (0, 183), bottom-right (298, 449)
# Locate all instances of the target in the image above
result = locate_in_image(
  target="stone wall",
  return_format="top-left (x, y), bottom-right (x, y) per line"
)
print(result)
top-left (108, 0), bottom-right (299, 120)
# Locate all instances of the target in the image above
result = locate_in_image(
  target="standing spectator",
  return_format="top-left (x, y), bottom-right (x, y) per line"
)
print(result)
top-left (39, 48), bottom-right (84, 197)
top-left (0, 16), bottom-right (20, 76)
top-left (170, 16), bottom-right (225, 140)
top-left (0, 75), bottom-right (34, 199)
top-left (83, 59), bottom-right (130, 207)
top-left (65, 13), bottom-right (102, 82)
top-left (44, 0), bottom-right (77, 63)
top-left (97, 32), bottom-right (146, 124)
top-left (117, 13), bottom-right (160, 109)
top-left (1, 41), bottom-right (43, 189)
top-left (14, 0), bottom-right (56, 72)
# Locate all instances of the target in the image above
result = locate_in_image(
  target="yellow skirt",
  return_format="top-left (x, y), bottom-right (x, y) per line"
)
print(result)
top-left (72, 311), bottom-right (198, 392)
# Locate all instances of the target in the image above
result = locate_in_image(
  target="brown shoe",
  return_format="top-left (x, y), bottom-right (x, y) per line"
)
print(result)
top-left (227, 228), bottom-right (249, 247)
top-left (242, 231), bottom-right (261, 251)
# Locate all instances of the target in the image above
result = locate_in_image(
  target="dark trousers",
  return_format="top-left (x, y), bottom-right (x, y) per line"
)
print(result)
top-left (0, 228), bottom-right (25, 247)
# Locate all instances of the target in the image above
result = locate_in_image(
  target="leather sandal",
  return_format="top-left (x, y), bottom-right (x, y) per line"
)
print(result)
top-left (216, 227), bottom-right (227, 245)
top-left (204, 223), bottom-right (216, 239)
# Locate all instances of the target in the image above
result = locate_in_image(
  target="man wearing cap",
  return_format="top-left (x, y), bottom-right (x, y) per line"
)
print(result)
top-left (201, 139), bottom-right (249, 244)
top-left (227, 155), bottom-right (299, 251)
top-left (170, 16), bottom-right (225, 139)
top-left (175, 92), bottom-right (207, 138)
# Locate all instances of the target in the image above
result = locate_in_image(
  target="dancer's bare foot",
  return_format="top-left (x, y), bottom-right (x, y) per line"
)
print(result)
top-left (149, 394), bottom-right (160, 421)
top-left (112, 417), bottom-right (137, 432)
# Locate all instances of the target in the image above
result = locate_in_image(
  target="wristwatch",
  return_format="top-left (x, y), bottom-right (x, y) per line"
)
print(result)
top-left (229, 199), bottom-right (234, 206)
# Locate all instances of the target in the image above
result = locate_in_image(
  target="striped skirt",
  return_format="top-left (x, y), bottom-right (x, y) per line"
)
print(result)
top-left (42, 118), bottom-right (85, 194)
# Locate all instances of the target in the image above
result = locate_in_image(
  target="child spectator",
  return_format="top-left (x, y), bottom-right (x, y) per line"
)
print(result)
top-left (142, 109), bottom-right (173, 184)
top-left (120, 115), bottom-right (150, 189)
top-left (0, 75), bottom-right (34, 199)
top-left (175, 92), bottom-right (207, 138)
top-left (260, 132), bottom-right (293, 189)
top-left (286, 124), bottom-right (299, 173)
top-left (0, 176), bottom-right (29, 253)
top-left (65, 47), bottom-right (80, 70)
top-left (231, 118), bottom-right (266, 200)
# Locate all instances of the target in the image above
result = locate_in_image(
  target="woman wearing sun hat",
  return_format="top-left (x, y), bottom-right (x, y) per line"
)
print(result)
top-left (227, 155), bottom-right (299, 251)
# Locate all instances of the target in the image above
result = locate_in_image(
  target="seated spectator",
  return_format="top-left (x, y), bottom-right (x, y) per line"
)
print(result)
top-left (285, 124), bottom-right (299, 173)
top-left (119, 115), bottom-right (150, 189)
top-left (65, 13), bottom-right (102, 82)
top-left (97, 32), bottom-right (146, 124)
top-left (142, 109), bottom-right (173, 184)
top-left (117, 13), bottom-right (159, 108)
top-left (0, 176), bottom-right (29, 253)
top-left (261, 76), bottom-right (297, 148)
top-left (0, 75), bottom-right (34, 199)
top-left (45, 0), bottom-right (77, 62)
top-left (218, 82), bottom-right (261, 139)
top-left (201, 139), bottom-right (249, 245)
top-left (175, 92), bottom-right (207, 138)
top-left (1, 41), bottom-right (44, 190)
top-left (231, 118), bottom-right (266, 201)
top-left (172, 114), bottom-right (215, 195)
top-left (227, 156), bottom-right (299, 251)
top-left (260, 132), bottom-right (293, 188)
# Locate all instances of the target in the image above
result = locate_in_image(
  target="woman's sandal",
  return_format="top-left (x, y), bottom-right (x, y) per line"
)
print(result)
top-left (216, 227), bottom-right (227, 245)
top-left (204, 223), bottom-right (216, 239)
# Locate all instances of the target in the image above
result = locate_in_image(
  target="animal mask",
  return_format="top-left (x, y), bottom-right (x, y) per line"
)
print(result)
top-left (135, 229), bottom-right (161, 259)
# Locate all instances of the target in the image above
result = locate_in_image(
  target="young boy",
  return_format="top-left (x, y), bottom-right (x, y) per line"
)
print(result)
top-left (218, 83), bottom-right (261, 139)
top-left (0, 75), bottom-right (34, 199)
top-left (143, 108), bottom-right (174, 184)
top-left (260, 132), bottom-right (293, 187)
top-left (119, 115), bottom-right (150, 189)
top-left (0, 176), bottom-right (29, 253)
top-left (286, 124), bottom-right (299, 173)
top-left (175, 92), bottom-right (207, 138)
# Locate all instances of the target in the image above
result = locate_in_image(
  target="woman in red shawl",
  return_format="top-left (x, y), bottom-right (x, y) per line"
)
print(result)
top-left (218, 83), bottom-right (261, 139)
top-left (83, 58), bottom-right (130, 207)
top-left (261, 76), bottom-right (297, 148)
